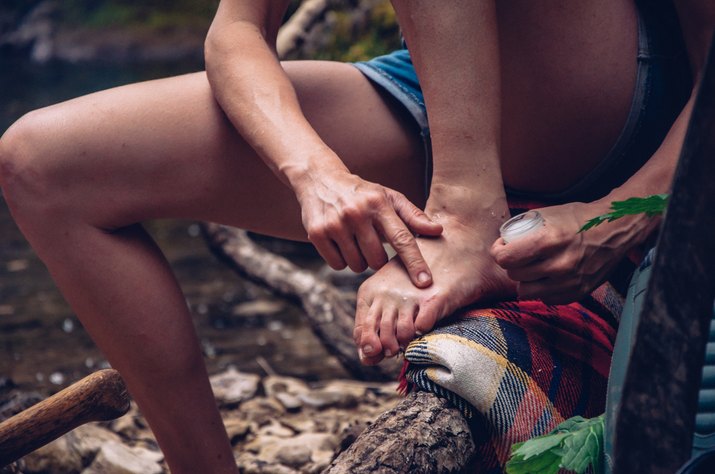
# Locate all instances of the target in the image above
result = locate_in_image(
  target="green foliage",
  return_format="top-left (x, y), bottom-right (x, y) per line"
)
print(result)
top-left (313, 2), bottom-right (401, 62)
top-left (506, 415), bottom-right (604, 474)
top-left (579, 194), bottom-right (669, 232)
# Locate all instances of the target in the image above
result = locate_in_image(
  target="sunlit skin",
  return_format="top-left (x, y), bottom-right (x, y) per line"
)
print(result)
top-left (0, 0), bottom-right (712, 471)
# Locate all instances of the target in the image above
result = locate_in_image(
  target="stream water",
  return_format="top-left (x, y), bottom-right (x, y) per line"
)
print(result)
top-left (0, 56), bottom-right (348, 394)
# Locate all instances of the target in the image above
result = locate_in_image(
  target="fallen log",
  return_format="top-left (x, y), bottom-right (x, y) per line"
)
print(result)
top-left (326, 391), bottom-right (475, 473)
top-left (201, 223), bottom-right (399, 381)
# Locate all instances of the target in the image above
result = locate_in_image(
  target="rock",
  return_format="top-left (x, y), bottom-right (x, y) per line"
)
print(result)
top-left (70, 424), bottom-right (123, 460)
top-left (210, 367), bottom-right (260, 406)
top-left (81, 441), bottom-right (163, 474)
top-left (279, 416), bottom-right (317, 434)
top-left (320, 380), bottom-right (400, 399)
top-left (275, 444), bottom-right (312, 468)
top-left (232, 299), bottom-right (286, 317)
top-left (0, 391), bottom-right (43, 422)
top-left (127, 445), bottom-right (164, 464)
top-left (224, 417), bottom-right (252, 444)
top-left (263, 376), bottom-right (310, 397)
top-left (297, 390), bottom-right (358, 410)
top-left (308, 448), bottom-right (336, 473)
top-left (246, 433), bottom-right (338, 468)
top-left (274, 392), bottom-right (303, 412)
top-left (240, 397), bottom-right (286, 425)
top-left (258, 420), bottom-right (295, 438)
top-left (22, 435), bottom-right (83, 474)
top-left (21, 423), bottom-right (123, 473)
top-left (235, 453), bottom-right (300, 474)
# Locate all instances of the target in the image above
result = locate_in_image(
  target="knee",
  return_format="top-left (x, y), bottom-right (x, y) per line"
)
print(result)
top-left (0, 110), bottom-right (70, 225)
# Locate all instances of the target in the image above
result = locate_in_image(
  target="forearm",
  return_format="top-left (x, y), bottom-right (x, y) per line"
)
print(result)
top-left (391, 0), bottom-right (506, 219)
top-left (204, 2), bottom-right (347, 189)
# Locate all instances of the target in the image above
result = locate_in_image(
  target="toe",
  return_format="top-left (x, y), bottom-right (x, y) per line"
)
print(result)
top-left (379, 307), bottom-right (400, 357)
top-left (358, 304), bottom-right (383, 363)
top-left (395, 305), bottom-right (417, 349)
top-left (414, 297), bottom-right (443, 336)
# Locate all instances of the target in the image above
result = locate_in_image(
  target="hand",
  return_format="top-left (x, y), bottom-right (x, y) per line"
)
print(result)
top-left (490, 202), bottom-right (643, 304)
top-left (354, 214), bottom-right (515, 365)
top-left (294, 169), bottom-right (443, 287)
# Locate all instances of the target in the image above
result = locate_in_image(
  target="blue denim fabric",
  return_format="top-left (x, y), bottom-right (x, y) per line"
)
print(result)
top-left (352, 0), bottom-right (692, 202)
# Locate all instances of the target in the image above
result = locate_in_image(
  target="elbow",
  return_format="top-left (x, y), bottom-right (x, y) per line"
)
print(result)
top-left (204, 30), bottom-right (221, 76)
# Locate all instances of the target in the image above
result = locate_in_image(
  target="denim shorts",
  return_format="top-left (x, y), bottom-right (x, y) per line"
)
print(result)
top-left (353, 0), bottom-right (692, 203)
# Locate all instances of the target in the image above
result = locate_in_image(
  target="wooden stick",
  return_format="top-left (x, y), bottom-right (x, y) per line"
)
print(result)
top-left (0, 369), bottom-right (130, 467)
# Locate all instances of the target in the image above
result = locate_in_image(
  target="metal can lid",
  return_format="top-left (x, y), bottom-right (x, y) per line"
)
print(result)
top-left (499, 210), bottom-right (544, 243)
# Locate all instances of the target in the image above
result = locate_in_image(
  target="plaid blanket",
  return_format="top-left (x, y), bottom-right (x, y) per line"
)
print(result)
top-left (401, 202), bottom-right (627, 472)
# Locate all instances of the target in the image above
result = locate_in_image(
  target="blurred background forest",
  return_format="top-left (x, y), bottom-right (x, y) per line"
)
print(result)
top-left (0, 0), bottom-right (400, 394)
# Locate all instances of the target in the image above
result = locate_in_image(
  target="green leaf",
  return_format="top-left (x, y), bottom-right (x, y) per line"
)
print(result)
top-left (560, 417), bottom-right (604, 473)
top-left (579, 194), bottom-right (669, 232)
top-left (506, 449), bottom-right (563, 474)
top-left (505, 415), bottom-right (605, 474)
top-left (510, 432), bottom-right (569, 460)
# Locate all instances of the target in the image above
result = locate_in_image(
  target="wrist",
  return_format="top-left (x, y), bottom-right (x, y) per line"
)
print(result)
top-left (586, 196), bottom-right (661, 246)
top-left (281, 148), bottom-right (349, 193)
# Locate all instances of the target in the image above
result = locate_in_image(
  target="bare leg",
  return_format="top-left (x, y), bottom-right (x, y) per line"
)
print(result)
top-left (354, 0), bottom-right (640, 364)
top-left (0, 63), bottom-right (425, 472)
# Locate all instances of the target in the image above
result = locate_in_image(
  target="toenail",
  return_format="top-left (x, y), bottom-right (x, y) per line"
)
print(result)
top-left (384, 349), bottom-right (393, 357)
top-left (363, 344), bottom-right (373, 355)
top-left (358, 348), bottom-right (365, 360)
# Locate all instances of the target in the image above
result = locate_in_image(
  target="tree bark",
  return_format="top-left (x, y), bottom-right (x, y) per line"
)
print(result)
top-left (326, 391), bottom-right (475, 473)
top-left (612, 37), bottom-right (715, 473)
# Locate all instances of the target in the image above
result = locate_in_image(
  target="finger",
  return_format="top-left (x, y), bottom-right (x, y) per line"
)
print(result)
top-left (389, 191), bottom-right (443, 236)
top-left (492, 234), bottom-right (560, 270)
top-left (312, 237), bottom-right (347, 270)
top-left (379, 306), bottom-right (400, 358)
top-left (414, 298), bottom-right (444, 336)
top-left (332, 230), bottom-right (368, 273)
top-left (377, 214), bottom-right (433, 288)
top-left (395, 304), bottom-right (417, 349)
top-left (355, 223), bottom-right (388, 270)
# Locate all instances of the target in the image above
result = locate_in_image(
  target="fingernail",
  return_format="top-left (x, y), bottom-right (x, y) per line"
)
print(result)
top-left (417, 272), bottom-right (430, 284)
top-left (362, 344), bottom-right (373, 355)
top-left (384, 349), bottom-right (393, 357)
top-left (415, 330), bottom-right (423, 337)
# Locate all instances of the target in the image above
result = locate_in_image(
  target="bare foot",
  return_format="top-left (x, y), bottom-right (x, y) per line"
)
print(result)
top-left (353, 215), bottom-right (516, 365)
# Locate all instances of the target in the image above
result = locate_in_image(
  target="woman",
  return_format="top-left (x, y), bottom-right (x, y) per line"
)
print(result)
top-left (0, 0), bottom-right (710, 472)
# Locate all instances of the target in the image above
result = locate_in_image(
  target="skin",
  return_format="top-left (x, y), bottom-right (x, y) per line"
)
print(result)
top-left (0, 0), bottom-right (712, 471)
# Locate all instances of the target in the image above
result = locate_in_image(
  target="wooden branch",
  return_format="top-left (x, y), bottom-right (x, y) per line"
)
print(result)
top-left (326, 391), bottom-right (475, 473)
top-left (612, 37), bottom-right (715, 473)
top-left (201, 223), bottom-right (399, 381)
top-left (277, 0), bottom-right (332, 58)
top-left (0, 370), bottom-right (130, 467)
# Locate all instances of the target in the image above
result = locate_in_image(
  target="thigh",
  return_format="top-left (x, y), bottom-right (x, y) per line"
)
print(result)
top-left (14, 61), bottom-right (425, 240)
